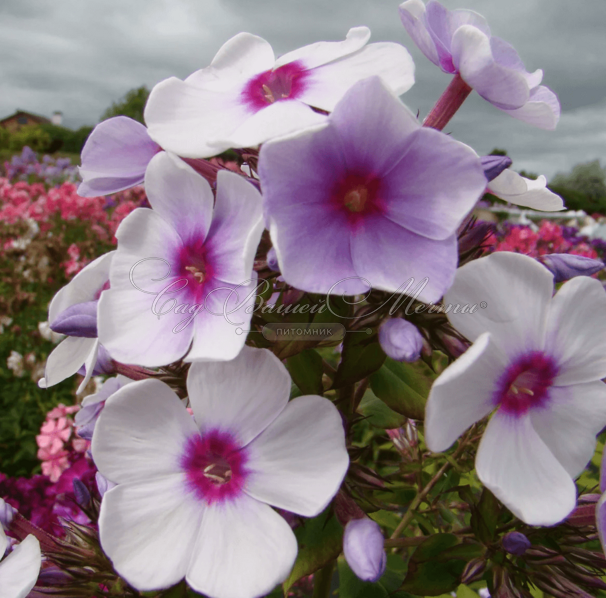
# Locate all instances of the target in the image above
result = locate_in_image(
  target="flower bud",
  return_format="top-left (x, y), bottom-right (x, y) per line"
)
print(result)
top-left (539, 253), bottom-right (604, 283)
top-left (378, 318), bottom-right (423, 362)
top-left (461, 557), bottom-right (486, 584)
top-left (343, 518), bottom-right (386, 582)
top-left (502, 531), bottom-right (531, 556)
top-left (0, 498), bottom-right (16, 528)
top-left (50, 301), bottom-right (98, 338)
top-left (267, 247), bottom-right (280, 272)
top-left (481, 155), bottom-right (513, 182)
top-left (72, 479), bottom-right (91, 508)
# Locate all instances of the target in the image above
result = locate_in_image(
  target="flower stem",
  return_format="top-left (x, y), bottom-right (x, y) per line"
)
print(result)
top-left (111, 361), bottom-right (157, 381)
top-left (423, 73), bottom-right (472, 131)
top-left (312, 561), bottom-right (335, 598)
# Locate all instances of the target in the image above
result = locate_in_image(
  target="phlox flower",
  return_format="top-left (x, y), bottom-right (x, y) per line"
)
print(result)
top-left (487, 169), bottom-right (564, 212)
top-left (98, 152), bottom-right (264, 366)
top-left (425, 252), bottom-right (606, 525)
top-left (38, 251), bottom-right (114, 394)
top-left (399, 0), bottom-right (560, 129)
top-left (0, 526), bottom-right (41, 598)
top-left (259, 76), bottom-right (486, 301)
top-left (144, 27), bottom-right (415, 158)
top-left (92, 347), bottom-right (349, 598)
top-left (78, 116), bottom-right (161, 197)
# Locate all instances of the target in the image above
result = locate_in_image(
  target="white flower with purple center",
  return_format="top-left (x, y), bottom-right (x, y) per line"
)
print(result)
top-left (92, 347), bottom-right (349, 598)
top-left (0, 525), bottom-right (41, 598)
top-left (39, 251), bottom-right (114, 394)
top-left (399, 0), bottom-right (560, 129)
top-left (259, 76), bottom-right (487, 302)
top-left (78, 116), bottom-right (161, 197)
top-left (97, 152), bottom-right (263, 366)
top-left (425, 252), bottom-right (606, 525)
top-left (144, 28), bottom-right (415, 158)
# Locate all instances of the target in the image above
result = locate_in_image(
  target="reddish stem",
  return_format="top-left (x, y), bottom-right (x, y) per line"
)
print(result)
top-left (423, 73), bottom-right (472, 131)
top-left (111, 362), bottom-right (157, 381)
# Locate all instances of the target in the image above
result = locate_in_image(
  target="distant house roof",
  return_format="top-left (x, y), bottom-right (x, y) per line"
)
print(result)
top-left (0, 110), bottom-right (51, 126)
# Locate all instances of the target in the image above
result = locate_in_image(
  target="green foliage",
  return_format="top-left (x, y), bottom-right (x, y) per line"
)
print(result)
top-left (0, 127), bottom-right (10, 150)
top-left (39, 123), bottom-right (94, 154)
top-left (8, 125), bottom-right (52, 152)
top-left (101, 85), bottom-right (150, 124)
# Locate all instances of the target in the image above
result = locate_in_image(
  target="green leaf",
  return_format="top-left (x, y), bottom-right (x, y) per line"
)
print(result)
top-left (338, 558), bottom-right (390, 598)
top-left (399, 534), bottom-right (470, 596)
top-left (358, 389), bottom-right (407, 429)
top-left (369, 360), bottom-right (428, 420)
top-left (332, 341), bottom-right (385, 389)
top-left (471, 488), bottom-right (500, 544)
top-left (282, 508), bottom-right (343, 593)
top-left (456, 585), bottom-right (481, 598)
top-left (287, 349), bottom-right (324, 395)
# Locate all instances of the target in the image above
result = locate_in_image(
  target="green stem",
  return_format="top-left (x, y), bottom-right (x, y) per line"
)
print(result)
top-left (312, 561), bottom-right (335, 598)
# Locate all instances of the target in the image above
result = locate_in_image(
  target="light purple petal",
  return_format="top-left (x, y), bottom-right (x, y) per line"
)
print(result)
top-left (298, 42), bottom-right (415, 112)
top-left (451, 25), bottom-right (530, 110)
top-left (244, 395), bottom-right (349, 517)
top-left (351, 216), bottom-right (458, 303)
top-left (144, 152), bottom-right (214, 244)
top-left (476, 410), bottom-right (576, 526)
top-left (186, 494), bottom-right (297, 598)
top-left (50, 300), bottom-right (98, 338)
top-left (92, 378), bottom-right (199, 484)
top-left (78, 116), bottom-right (160, 197)
top-left (546, 276), bottom-right (606, 386)
top-left (187, 346), bottom-right (290, 448)
top-left (498, 85), bottom-right (561, 130)
top-left (399, 0), bottom-right (441, 68)
top-left (99, 476), bottom-right (202, 592)
top-left (425, 332), bottom-right (506, 452)
top-left (205, 170), bottom-right (264, 285)
top-left (530, 381), bottom-right (606, 478)
top-left (275, 26), bottom-right (370, 69)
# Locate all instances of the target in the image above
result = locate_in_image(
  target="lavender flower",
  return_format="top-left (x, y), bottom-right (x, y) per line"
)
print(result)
top-left (343, 518), bottom-right (387, 582)
top-left (379, 319), bottom-right (424, 362)
top-left (540, 253), bottom-right (604, 283)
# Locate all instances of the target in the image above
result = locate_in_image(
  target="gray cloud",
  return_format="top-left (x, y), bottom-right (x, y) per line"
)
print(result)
top-left (0, 0), bottom-right (604, 177)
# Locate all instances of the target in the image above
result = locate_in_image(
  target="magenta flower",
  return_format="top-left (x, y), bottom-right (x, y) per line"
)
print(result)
top-left (259, 76), bottom-right (486, 302)
top-left (98, 152), bottom-right (264, 366)
top-left (144, 28), bottom-right (415, 158)
top-left (92, 347), bottom-right (349, 597)
top-left (425, 252), bottom-right (606, 525)
top-left (78, 116), bottom-right (161, 197)
top-left (399, 0), bottom-right (560, 129)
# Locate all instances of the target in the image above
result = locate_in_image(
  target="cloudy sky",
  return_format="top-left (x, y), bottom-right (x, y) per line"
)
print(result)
top-left (1, 0), bottom-right (605, 177)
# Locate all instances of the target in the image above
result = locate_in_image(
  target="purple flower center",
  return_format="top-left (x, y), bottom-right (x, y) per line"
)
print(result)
top-left (242, 61), bottom-right (309, 112)
top-left (181, 430), bottom-right (248, 504)
top-left (495, 352), bottom-right (558, 416)
top-left (176, 239), bottom-right (214, 301)
top-left (332, 174), bottom-right (384, 225)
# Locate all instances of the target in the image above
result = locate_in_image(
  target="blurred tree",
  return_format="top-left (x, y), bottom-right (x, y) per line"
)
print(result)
top-left (489, 148), bottom-right (508, 156)
top-left (8, 126), bottom-right (52, 152)
top-left (551, 160), bottom-right (606, 203)
top-left (101, 86), bottom-right (150, 124)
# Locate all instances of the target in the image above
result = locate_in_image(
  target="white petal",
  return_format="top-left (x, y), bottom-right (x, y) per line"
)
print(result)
top-left (186, 32), bottom-right (275, 89)
top-left (0, 534), bottom-right (41, 598)
top-left (299, 42), bottom-right (415, 112)
top-left (476, 410), bottom-right (576, 526)
top-left (244, 395), bottom-right (349, 517)
top-left (76, 338), bottom-right (100, 394)
top-left (205, 170), bottom-right (264, 285)
top-left (399, 0), bottom-right (441, 67)
top-left (49, 251), bottom-right (114, 324)
top-left (275, 26), bottom-right (370, 69)
top-left (425, 333), bottom-right (506, 452)
top-left (445, 252), bottom-right (553, 356)
top-left (546, 276), bottom-right (606, 385)
top-left (0, 527), bottom-right (7, 562)
top-left (531, 381), bottom-right (606, 478)
top-left (145, 78), bottom-right (251, 158)
top-left (212, 100), bottom-right (327, 154)
top-left (451, 25), bottom-right (530, 110)
top-left (144, 152), bottom-right (214, 244)
top-left (499, 85), bottom-right (561, 130)
top-left (183, 277), bottom-right (257, 362)
top-left (187, 346), bottom-right (290, 447)
top-left (42, 336), bottom-right (96, 388)
top-left (488, 171), bottom-right (564, 211)
top-left (99, 476), bottom-right (203, 592)
top-left (186, 494), bottom-right (297, 598)
top-left (92, 379), bottom-right (199, 484)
